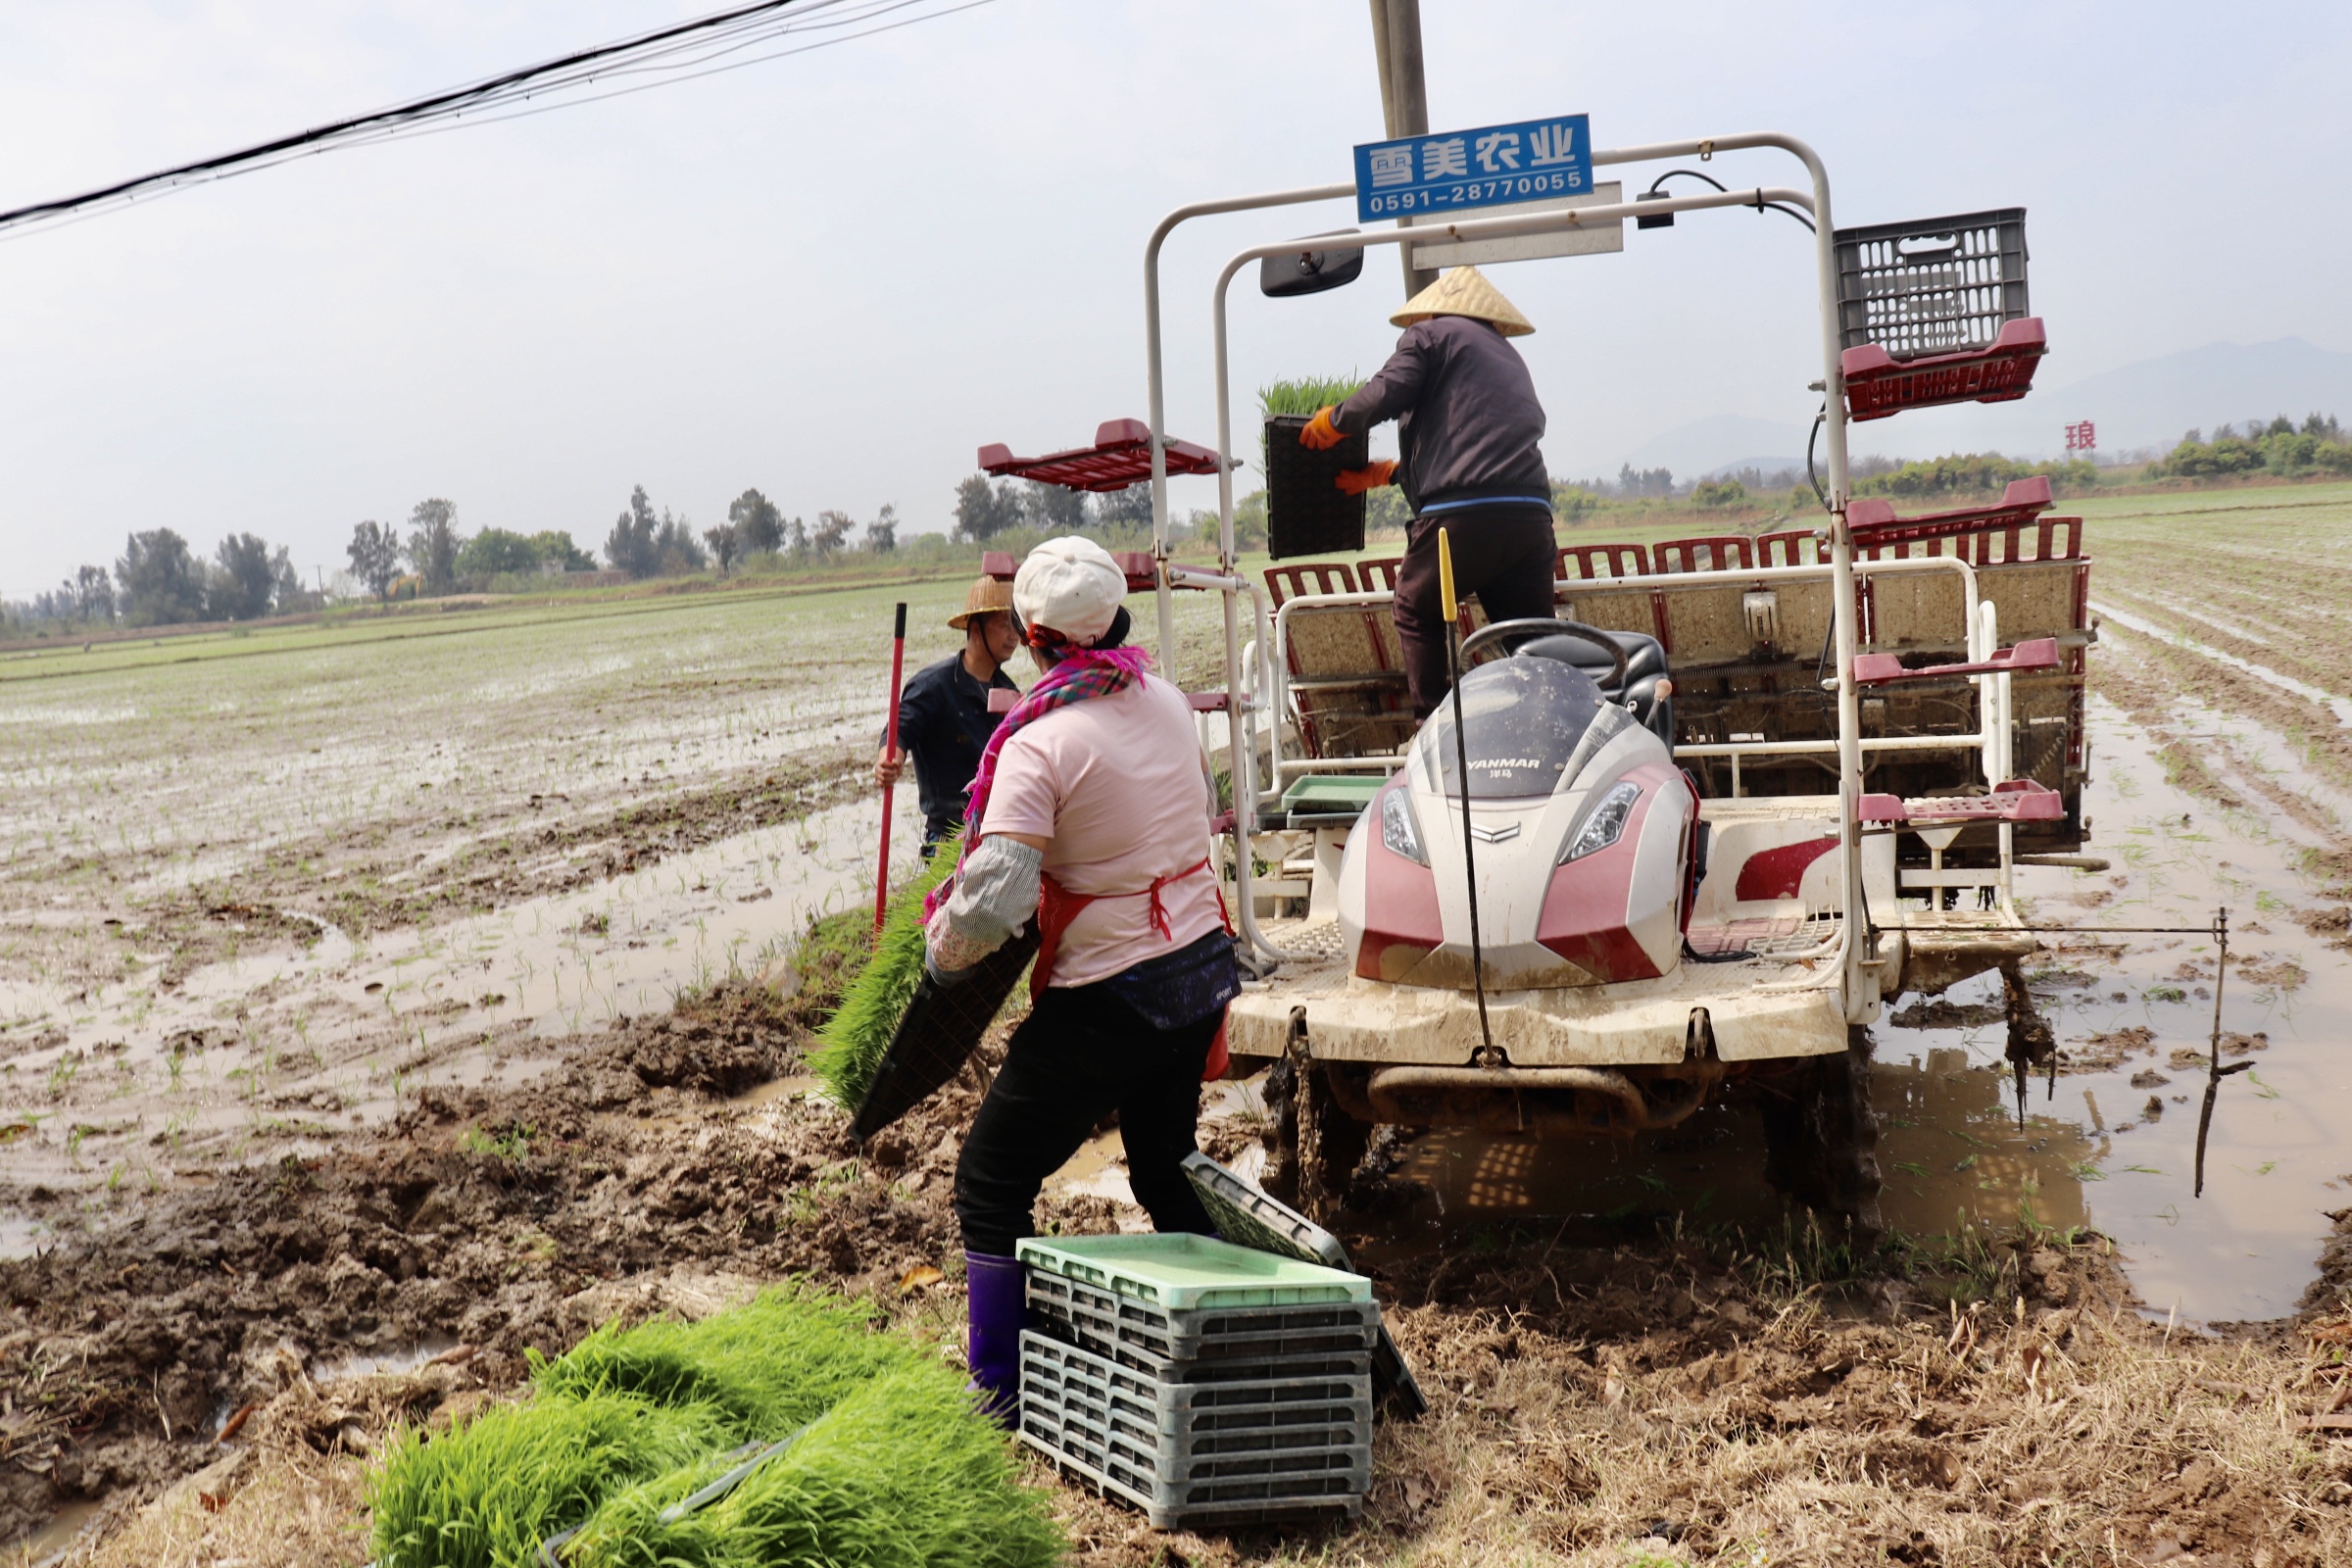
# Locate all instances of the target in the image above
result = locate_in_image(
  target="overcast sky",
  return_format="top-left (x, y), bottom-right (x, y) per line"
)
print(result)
top-left (2, 1), bottom-right (2345, 599)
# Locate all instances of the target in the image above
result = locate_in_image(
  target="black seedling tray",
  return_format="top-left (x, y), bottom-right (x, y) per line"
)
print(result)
top-left (1264, 415), bottom-right (1368, 562)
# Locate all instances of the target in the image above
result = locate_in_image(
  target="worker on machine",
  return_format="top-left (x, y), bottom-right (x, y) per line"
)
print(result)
top-left (872, 577), bottom-right (1023, 854)
top-left (923, 536), bottom-right (1237, 1416)
top-left (1300, 264), bottom-right (1556, 717)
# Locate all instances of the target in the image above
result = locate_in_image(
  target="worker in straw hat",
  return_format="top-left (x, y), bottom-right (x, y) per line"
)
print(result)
top-left (873, 575), bottom-right (1023, 853)
top-left (923, 536), bottom-right (1237, 1416)
top-left (1300, 263), bottom-right (1556, 717)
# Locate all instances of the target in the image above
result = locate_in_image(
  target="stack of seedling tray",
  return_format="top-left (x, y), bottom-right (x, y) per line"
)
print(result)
top-left (1013, 1233), bottom-right (1380, 1531)
top-left (1180, 1152), bottom-right (1428, 1422)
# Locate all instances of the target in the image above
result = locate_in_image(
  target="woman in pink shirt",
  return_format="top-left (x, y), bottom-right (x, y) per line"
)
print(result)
top-left (924, 537), bottom-right (1238, 1415)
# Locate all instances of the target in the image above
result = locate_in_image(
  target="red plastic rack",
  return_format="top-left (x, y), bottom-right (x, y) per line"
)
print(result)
top-left (1841, 317), bottom-right (2046, 423)
top-left (1848, 476), bottom-right (2052, 550)
top-left (980, 549), bottom-right (1155, 591)
top-left (1858, 780), bottom-right (2064, 825)
top-left (978, 417), bottom-right (1221, 493)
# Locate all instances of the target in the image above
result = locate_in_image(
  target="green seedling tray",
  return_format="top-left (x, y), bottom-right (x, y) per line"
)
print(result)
top-left (1278, 775), bottom-right (1382, 814)
top-left (1016, 1233), bottom-right (1371, 1309)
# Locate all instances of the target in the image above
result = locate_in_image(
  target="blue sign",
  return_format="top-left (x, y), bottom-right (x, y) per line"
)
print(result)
top-left (1353, 114), bottom-right (1593, 224)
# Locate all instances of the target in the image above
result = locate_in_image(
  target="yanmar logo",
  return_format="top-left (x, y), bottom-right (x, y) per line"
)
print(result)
top-left (1469, 758), bottom-right (1546, 770)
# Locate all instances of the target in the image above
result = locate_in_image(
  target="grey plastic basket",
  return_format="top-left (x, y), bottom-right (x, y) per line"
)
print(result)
top-left (1028, 1270), bottom-right (1381, 1365)
top-left (1834, 208), bottom-right (2029, 360)
top-left (1018, 1331), bottom-right (1370, 1531)
top-left (1022, 1332), bottom-right (1372, 1456)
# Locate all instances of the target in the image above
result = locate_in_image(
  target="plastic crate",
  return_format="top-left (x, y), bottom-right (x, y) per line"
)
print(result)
top-left (1022, 1332), bottom-right (1372, 1455)
top-left (1015, 1232), bottom-right (1372, 1309)
top-left (1183, 1151), bottom-right (1352, 1269)
top-left (1835, 208), bottom-right (2028, 360)
top-left (1018, 1332), bottom-right (1369, 1531)
top-left (1180, 1153), bottom-right (1431, 1422)
top-left (1028, 1270), bottom-right (1381, 1364)
top-left (1263, 415), bottom-right (1368, 562)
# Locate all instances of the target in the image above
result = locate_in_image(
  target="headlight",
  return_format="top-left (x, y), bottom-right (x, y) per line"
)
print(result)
top-left (1559, 780), bottom-right (1642, 864)
top-left (1380, 786), bottom-right (1428, 864)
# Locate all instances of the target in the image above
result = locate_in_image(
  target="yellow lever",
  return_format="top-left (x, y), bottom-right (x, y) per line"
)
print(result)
top-left (1437, 526), bottom-right (1457, 622)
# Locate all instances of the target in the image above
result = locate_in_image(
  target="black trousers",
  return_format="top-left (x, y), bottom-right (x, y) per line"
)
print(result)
top-left (1392, 504), bottom-right (1559, 716)
top-left (953, 979), bottom-right (1218, 1258)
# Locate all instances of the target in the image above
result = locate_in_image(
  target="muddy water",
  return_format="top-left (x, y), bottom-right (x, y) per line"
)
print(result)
top-left (1361, 693), bottom-right (2352, 1324)
top-left (0, 789), bottom-right (932, 1216)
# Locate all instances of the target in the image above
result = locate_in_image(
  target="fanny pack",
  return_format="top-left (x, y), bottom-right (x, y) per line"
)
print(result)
top-left (1101, 929), bottom-right (1240, 1031)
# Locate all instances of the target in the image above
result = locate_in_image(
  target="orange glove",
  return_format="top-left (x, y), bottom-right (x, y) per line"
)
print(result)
top-left (1335, 460), bottom-right (1396, 495)
top-left (1298, 405), bottom-right (1346, 451)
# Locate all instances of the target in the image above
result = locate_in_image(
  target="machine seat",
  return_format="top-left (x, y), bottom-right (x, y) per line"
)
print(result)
top-left (1518, 629), bottom-right (1673, 741)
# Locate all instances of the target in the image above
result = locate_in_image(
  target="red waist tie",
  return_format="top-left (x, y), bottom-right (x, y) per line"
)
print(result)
top-left (1031, 855), bottom-right (1232, 1082)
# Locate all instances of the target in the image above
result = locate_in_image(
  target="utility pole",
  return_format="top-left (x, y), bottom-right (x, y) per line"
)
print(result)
top-left (1369, 0), bottom-right (1438, 298)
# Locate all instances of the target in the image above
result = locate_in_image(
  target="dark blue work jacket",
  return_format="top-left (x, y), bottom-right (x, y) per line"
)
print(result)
top-left (886, 652), bottom-right (1020, 843)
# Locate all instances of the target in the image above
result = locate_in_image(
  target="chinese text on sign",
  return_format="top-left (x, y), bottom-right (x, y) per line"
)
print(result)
top-left (1353, 115), bottom-right (1593, 224)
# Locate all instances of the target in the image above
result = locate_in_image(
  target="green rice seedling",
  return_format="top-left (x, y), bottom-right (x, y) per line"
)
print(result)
top-left (534, 1288), bottom-right (906, 1438)
top-left (567, 1365), bottom-right (1059, 1568)
top-left (808, 837), bottom-right (961, 1110)
top-left (1257, 374), bottom-right (1369, 473)
top-left (1257, 374), bottom-right (1366, 420)
top-left (368, 1394), bottom-right (731, 1568)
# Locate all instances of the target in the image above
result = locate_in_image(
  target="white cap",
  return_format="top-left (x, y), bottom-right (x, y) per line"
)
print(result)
top-left (1013, 536), bottom-right (1126, 647)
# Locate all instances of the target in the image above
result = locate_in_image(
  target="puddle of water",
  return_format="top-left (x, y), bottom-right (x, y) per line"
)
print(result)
top-left (0, 794), bottom-right (926, 1195)
top-left (725, 1073), bottom-right (817, 1110)
top-left (310, 1335), bottom-right (460, 1385)
top-left (5, 1500), bottom-right (100, 1567)
top-left (0, 1214), bottom-right (53, 1261)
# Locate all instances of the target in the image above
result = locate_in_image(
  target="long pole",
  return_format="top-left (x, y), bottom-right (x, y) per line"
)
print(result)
top-left (874, 602), bottom-right (907, 936)
top-left (1369, 0), bottom-right (1438, 297)
top-left (1437, 529), bottom-right (1494, 1056)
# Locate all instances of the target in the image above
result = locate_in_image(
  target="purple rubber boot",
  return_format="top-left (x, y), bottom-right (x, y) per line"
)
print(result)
top-left (963, 1250), bottom-right (1025, 1424)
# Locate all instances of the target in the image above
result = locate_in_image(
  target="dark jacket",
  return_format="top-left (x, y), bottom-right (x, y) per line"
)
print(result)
top-left (886, 652), bottom-right (1020, 842)
top-left (1332, 314), bottom-right (1549, 513)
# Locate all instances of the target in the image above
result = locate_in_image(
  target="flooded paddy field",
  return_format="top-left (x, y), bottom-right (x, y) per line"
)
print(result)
top-left (10, 495), bottom-right (2352, 1564)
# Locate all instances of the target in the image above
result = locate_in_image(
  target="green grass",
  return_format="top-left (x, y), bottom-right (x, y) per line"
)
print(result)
top-left (808, 838), bottom-right (960, 1111)
top-left (368, 1286), bottom-right (1059, 1568)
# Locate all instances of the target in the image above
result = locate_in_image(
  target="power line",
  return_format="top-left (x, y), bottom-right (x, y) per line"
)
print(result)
top-left (0, 0), bottom-right (997, 240)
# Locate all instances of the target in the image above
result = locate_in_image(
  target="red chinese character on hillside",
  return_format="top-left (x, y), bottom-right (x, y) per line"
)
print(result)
top-left (2064, 420), bottom-right (2096, 455)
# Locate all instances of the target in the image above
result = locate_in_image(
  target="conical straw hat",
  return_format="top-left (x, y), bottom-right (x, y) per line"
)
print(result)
top-left (946, 574), bottom-right (1015, 630)
top-left (1389, 264), bottom-right (1534, 336)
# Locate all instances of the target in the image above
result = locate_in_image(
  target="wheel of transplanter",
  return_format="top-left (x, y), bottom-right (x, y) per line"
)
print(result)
top-left (1756, 1027), bottom-right (1885, 1240)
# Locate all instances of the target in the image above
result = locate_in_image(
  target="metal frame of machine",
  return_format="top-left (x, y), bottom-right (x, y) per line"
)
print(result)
top-left (1128, 132), bottom-right (2065, 1213)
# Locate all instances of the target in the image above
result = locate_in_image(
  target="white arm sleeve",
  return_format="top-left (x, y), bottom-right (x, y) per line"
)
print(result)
top-left (926, 836), bottom-right (1044, 980)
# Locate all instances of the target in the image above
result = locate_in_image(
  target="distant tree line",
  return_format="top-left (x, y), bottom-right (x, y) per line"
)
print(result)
top-left (951, 474), bottom-right (1153, 542)
top-left (341, 498), bottom-right (598, 602)
top-left (9, 528), bottom-right (319, 631)
top-left (2151, 414), bottom-right (2351, 480)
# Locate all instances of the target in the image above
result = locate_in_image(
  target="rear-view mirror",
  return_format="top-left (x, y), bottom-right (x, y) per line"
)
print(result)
top-left (1259, 231), bottom-right (1364, 298)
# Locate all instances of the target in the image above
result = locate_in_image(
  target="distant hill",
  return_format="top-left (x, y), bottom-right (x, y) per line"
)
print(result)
top-left (1699, 454), bottom-right (1809, 482)
top-left (1616, 414), bottom-right (1809, 480)
top-left (2020, 337), bottom-right (2352, 453)
top-left (1611, 338), bottom-right (2352, 473)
